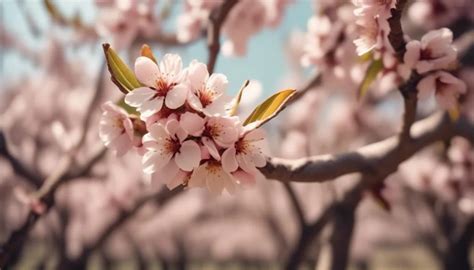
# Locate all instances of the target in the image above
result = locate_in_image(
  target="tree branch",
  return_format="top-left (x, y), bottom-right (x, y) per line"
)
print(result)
top-left (261, 113), bottom-right (474, 183)
top-left (282, 183), bottom-right (306, 229)
top-left (0, 131), bottom-right (42, 188)
top-left (206, 0), bottom-right (239, 74)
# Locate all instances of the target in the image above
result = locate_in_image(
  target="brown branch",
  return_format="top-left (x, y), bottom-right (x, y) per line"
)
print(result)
top-left (62, 187), bottom-right (184, 268)
top-left (206, 0), bottom-right (239, 74)
top-left (387, 0), bottom-right (408, 61)
top-left (261, 113), bottom-right (474, 183)
top-left (0, 61), bottom-right (108, 268)
top-left (282, 183), bottom-right (306, 229)
top-left (0, 131), bottom-right (42, 188)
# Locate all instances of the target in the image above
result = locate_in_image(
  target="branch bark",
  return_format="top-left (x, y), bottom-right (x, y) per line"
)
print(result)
top-left (206, 0), bottom-right (239, 74)
top-left (261, 113), bottom-right (474, 183)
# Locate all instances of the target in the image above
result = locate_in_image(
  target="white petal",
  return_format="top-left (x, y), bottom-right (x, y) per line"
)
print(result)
top-left (135, 56), bottom-right (160, 86)
top-left (207, 73), bottom-right (228, 95)
top-left (124, 87), bottom-right (156, 107)
top-left (221, 147), bottom-right (238, 172)
top-left (188, 60), bottom-right (209, 90)
top-left (202, 137), bottom-right (220, 160)
top-left (159, 54), bottom-right (183, 79)
top-left (187, 92), bottom-right (203, 112)
top-left (245, 128), bottom-right (265, 142)
top-left (151, 159), bottom-right (179, 185)
top-left (237, 153), bottom-right (257, 174)
top-left (109, 133), bottom-right (132, 156)
top-left (175, 140), bottom-right (201, 171)
top-left (139, 97), bottom-right (163, 118)
top-left (180, 112), bottom-right (204, 136)
top-left (188, 163), bottom-right (207, 187)
top-left (148, 123), bottom-right (168, 140)
top-left (166, 170), bottom-right (187, 190)
top-left (142, 150), bottom-right (173, 174)
top-left (165, 84), bottom-right (188, 109)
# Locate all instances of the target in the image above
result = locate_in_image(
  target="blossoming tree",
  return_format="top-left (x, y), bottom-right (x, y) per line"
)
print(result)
top-left (1, 0), bottom-right (473, 269)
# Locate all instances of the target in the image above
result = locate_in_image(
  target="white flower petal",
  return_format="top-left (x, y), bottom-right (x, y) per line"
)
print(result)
top-left (202, 137), bottom-right (220, 160)
top-left (124, 87), bottom-right (156, 107)
top-left (142, 150), bottom-right (173, 174)
top-left (222, 147), bottom-right (238, 173)
top-left (165, 84), bottom-right (188, 109)
top-left (175, 140), bottom-right (201, 171)
top-left (135, 56), bottom-right (160, 86)
top-left (180, 112), bottom-right (204, 136)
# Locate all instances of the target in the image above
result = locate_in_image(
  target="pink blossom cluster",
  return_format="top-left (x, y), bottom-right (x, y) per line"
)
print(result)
top-left (176, 0), bottom-right (291, 56)
top-left (95, 0), bottom-right (158, 49)
top-left (403, 28), bottom-right (466, 110)
top-left (352, 0), bottom-right (396, 57)
top-left (99, 54), bottom-right (268, 195)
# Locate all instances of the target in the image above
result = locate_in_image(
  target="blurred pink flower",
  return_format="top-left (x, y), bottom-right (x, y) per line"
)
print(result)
top-left (417, 71), bottom-right (467, 110)
top-left (302, 15), bottom-right (344, 66)
top-left (99, 101), bottom-right (135, 156)
top-left (186, 60), bottom-right (231, 116)
top-left (353, 0), bottom-right (395, 18)
top-left (404, 28), bottom-right (457, 74)
top-left (125, 55), bottom-right (188, 119)
top-left (142, 119), bottom-right (201, 175)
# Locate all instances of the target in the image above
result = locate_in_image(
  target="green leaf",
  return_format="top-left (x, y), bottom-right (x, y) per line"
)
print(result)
top-left (102, 43), bottom-right (141, 94)
top-left (228, 80), bottom-right (250, 116)
top-left (243, 89), bottom-right (296, 128)
top-left (358, 58), bottom-right (383, 100)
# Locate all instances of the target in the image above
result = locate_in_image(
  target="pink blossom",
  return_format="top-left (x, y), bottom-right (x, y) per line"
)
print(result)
top-left (221, 129), bottom-right (267, 176)
top-left (142, 119), bottom-right (201, 179)
top-left (404, 28), bottom-right (457, 74)
top-left (176, 0), bottom-right (221, 43)
top-left (125, 55), bottom-right (188, 119)
top-left (200, 116), bottom-right (240, 160)
top-left (95, 0), bottom-right (158, 49)
top-left (186, 60), bottom-right (231, 116)
top-left (302, 15), bottom-right (344, 66)
top-left (417, 71), bottom-right (467, 110)
top-left (353, 0), bottom-right (395, 19)
top-left (99, 102), bottom-right (136, 156)
top-left (188, 160), bottom-right (237, 195)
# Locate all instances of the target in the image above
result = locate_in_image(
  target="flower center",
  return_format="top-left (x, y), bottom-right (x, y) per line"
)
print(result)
top-left (155, 78), bottom-right (176, 96)
top-left (164, 138), bottom-right (180, 154)
top-left (206, 160), bottom-right (222, 175)
top-left (203, 123), bottom-right (221, 138)
top-left (235, 138), bottom-right (249, 154)
top-left (420, 48), bottom-right (433, 60)
top-left (198, 88), bottom-right (215, 107)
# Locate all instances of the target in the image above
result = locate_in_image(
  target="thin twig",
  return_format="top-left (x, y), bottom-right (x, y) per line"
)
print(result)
top-left (206, 0), bottom-right (239, 74)
top-left (0, 132), bottom-right (42, 188)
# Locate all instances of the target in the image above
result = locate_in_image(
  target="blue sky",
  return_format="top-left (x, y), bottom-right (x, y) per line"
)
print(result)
top-left (1, 0), bottom-right (314, 95)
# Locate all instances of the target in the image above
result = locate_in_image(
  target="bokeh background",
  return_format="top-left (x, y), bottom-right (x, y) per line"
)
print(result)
top-left (1, 0), bottom-right (473, 270)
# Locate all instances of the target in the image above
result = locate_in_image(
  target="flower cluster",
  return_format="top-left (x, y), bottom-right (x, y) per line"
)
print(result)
top-left (100, 54), bottom-right (268, 195)
top-left (95, 0), bottom-right (158, 49)
top-left (352, 0), bottom-right (396, 57)
top-left (176, 0), bottom-right (291, 56)
top-left (404, 28), bottom-right (466, 111)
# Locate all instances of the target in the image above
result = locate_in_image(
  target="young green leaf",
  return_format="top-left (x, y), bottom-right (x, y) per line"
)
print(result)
top-left (228, 80), bottom-right (250, 116)
top-left (243, 89), bottom-right (296, 128)
top-left (102, 43), bottom-right (141, 94)
top-left (358, 58), bottom-right (383, 100)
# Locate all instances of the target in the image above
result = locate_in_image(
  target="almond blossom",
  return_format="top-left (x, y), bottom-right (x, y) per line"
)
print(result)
top-left (404, 28), bottom-right (457, 74)
top-left (188, 160), bottom-right (237, 195)
top-left (142, 119), bottom-right (201, 177)
top-left (125, 55), bottom-right (188, 119)
top-left (186, 60), bottom-right (231, 116)
top-left (221, 129), bottom-right (267, 185)
top-left (417, 71), bottom-right (467, 110)
top-left (99, 101), bottom-right (137, 156)
top-left (95, 0), bottom-right (158, 49)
